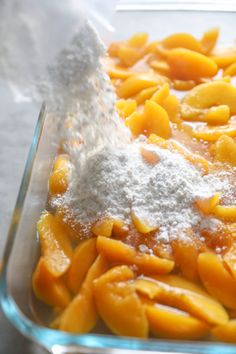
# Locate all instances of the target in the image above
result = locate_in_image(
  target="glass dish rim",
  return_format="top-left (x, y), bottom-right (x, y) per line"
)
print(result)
top-left (2, 2), bottom-right (236, 352)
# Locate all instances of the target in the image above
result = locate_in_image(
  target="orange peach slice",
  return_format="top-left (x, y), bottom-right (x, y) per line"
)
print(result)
top-left (135, 277), bottom-right (228, 325)
top-left (117, 74), bottom-right (168, 99)
top-left (198, 252), bottom-right (236, 309)
top-left (224, 62), bottom-right (236, 77)
top-left (143, 100), bottom-right (171, 139)
top-left (49, 154), bottom-right (70, 196)
top-left (212, 320), bottom-right (236, 343)
top-left (153, 274), bottom-right (210, 297)
top-left (183, 81), bottom-right (236, 114)
top-left (91, 218), bottom-right (114, 237)
top-left (116, 99), bottom-right (137, 118)
top-left (67, 238), bottom-right (97, 294)
top-left (146, 304), bottom-right (210, 340)
top-left (93, 265), bottom-right (148, 337)
top-left (37, 212), bottom-right (72, 277)
top-left (215, 135), bottom-right (236, 166)
top-left (201, 27), bottom-right (219, 54)
top-left (162, 33), bottom-right (202, 52)
top-left (167, 48), bottom-right (218, 80)
top-left (135, 86), bottom-right (159, 105)
top-left (96, 236), bottom-right (174, 275)
top-left (32, 258), bottom-right (71, 308)
top-left (171, 235), bottom-right (200, 281)
top-left (59, 255), bottom-right (107, 333)
top-left (196, 193), bottom-right (220, 215)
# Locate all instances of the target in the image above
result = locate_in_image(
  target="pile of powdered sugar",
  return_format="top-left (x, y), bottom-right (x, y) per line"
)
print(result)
top-left (54, 142), bottom-right (223, 242)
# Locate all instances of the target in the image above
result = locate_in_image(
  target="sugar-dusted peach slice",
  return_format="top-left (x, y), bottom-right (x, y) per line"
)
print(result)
top-left (171, 233), bottom-right (200, 281)
top-left (215, 135), bottom-right (236, 166)
top-left (59, 255), bottom-right (107, 333)
top-left (93, 265), bottom-right (148, 337)
top-left (49, 154), bottom-right (71, 196)
top-left (67, 238), bottom-right (97, 294)
top-left (91, 218), bottom-right (114, 237)
top-left (97, 236), bottom-right (174, 275)
top-left (135, 277), bottom-right (228, 325)
top-left (32, 258), bottom-right (71, 308)
top-left (196, 193), bottom-right (220, 215)
top-left (37, 212), bottom-right (72, 277)
top-left (146, 304), bottom-right (210, 340)
top-left (132, 209), bottom-right (158, 233)
top-left (198, 252), bottom-right (236, 309)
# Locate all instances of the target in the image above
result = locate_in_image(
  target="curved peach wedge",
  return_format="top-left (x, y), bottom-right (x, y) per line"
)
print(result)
top-left (212, 320), bottom-right (236, 343)
top-left (143, 100), bottom-right (171, 139)
top-left (32, 258), bottom-right (71, 309)
top-left (49, 154), bottom-right (71, 196)
top-left (59, 255), bottom-right (107, 333)
top-left (135, 277), bottom-right (228, 325)
top-left (215, 135), bottom-right (236, 166)
top-left (67, 238), bottom-right (97, 294)
top-left (93, 265), bottom-right (148, 338)
top-left (167, 48), bottom-right (218, 80)
top-left (153, 274), bottom-right (210, 297)
top-left (146, 304), bottom-right (210, 340)
top-left (97, 236), bottom-right (174, 275)
top-left (162, 33), bottom-right (202, 52)
top-left (183, 81), bottom-right (236, 114)
top-left (91, 218), bottom-right (114, 237)
top-left (37, 212), bottom-right (72, 277)
top-left (117, 74), bottom-right (167, 99)
top-left (198, 252), bottom-right (236, 309)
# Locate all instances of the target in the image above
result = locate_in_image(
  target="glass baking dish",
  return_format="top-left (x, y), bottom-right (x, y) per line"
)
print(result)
top-left (2, 2), bottom-right (236, 353)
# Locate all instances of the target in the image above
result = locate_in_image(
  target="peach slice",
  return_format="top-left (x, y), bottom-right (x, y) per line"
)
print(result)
top-left (143, 100), bottom-right (171, 139)
top-left (92, 218), bottom-right (114, 237)
top-left (135, 86), bottom-right (159, 105)
top-left (153, 274), bottom-right (210, 297)
top-left (196, 193), bottom-right (220, 215)
top-left (59, 255), bottom-right (107, 333)
top-left (201, 27), bottom-right (219, 54)
top-left (67, 238), bottom-right (97, 294)
top-left (146, 304), bottom-right (210, 340)
top-left (171, 234), bottom-right (200, 281)
top-left (167, 48), bottom-right (217, 80)
top-left (132, 209), bottom-right (158, 233)
top-left (49, 154), bottom-right (70, 196)
top-left (198, 252), bottom-right (236, 309)
top-left (213, 205), bottom-right (236, 222)
top-left (162, 33), bottom-right (202, 53)
top-left (215, 135), bottom-right (236, 166)
top-left (115, 99), bottom-right (137, 118)
top-left (117, 74), bottom-right (168, 99)
top-left (93, 265), bottom-right (148, 337)
top-left (135, 277), bottom-right (228, 325)
top-left (212, 320), bottom-right (236, 343)
top-left (183, 81), bottom-right (236, 114)
top-left (37, 212), bottom-right (72, 277)
top-left (96, 236), bottom-right (174, 275)
top-left (32, 258), bottom-right (71, 308)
